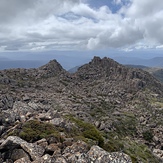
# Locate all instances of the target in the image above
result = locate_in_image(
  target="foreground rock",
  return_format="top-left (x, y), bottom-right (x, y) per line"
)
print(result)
top-left (88, 146), bottom-right (132, 163)
top-left (0, 136), bottom-right (132, 163)
top-left (0, 136), bottom-right (44, 161)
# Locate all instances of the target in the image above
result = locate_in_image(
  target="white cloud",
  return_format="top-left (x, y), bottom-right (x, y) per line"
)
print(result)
top-left (0, 0), bottom-right (163, 52)
top-left (113, 0), bottom-right (122, 5)
top-left (87, 18), bottom-right (143, 49)
top-left (126, 0), bottom-right (163, 18)
top-left (156, 45), bottom-right (163, 49)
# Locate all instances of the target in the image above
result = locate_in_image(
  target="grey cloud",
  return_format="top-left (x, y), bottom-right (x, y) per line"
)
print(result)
top-left (124, 0), bottom-right (163, 45)
top-left (0, 0), bottom-right (163, 52)
top-left (0, 0), bottom-right (80, 24)
top-left (0, 0), bottom-right (35, 23)
top-left (87, 23), bottom-right (143, 49)
top-left (126, 0), bottom-right (163, 18)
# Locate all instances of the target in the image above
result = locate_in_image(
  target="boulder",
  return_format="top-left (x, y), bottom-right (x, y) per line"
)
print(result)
top-left (66, 153), bottom-right (90, 163)
top-left (0, 136), bottom-right (44, 161)
top-left (50, 118), bottom-right (65, 127)
top-left (153, 149), bottom-right (163, 161)
top-left (46, 143), bottom-right (60, 155)
top-left (63, 140), bottom-right (89, 155)
top-left (14, 157), bottom-right (31, 163)
top-left (88, 145), bottom-right (132, 163)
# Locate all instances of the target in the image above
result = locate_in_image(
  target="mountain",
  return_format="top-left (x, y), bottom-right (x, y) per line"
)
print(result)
top-left (68, 66), bottom-right (80, 73)
top-left (126, 65), bottom-right (163, 83)
top-left (0, 57), bottom-right (163, 162)
top-left (152, 69), bottom-right (163, 82)
top-left (113, 56), bottom-right (163, 68)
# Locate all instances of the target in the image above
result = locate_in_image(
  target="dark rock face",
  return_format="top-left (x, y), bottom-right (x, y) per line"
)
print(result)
top-left (0, 57), bottom-right (163, 162)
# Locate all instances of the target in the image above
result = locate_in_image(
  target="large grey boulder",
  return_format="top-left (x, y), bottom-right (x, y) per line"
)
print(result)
top-left (63, 140), bottom-right (89, 155)
top-left (0, 136), bottom-right (44, 161)
top-left (88, 145), bottom-right (132, 163)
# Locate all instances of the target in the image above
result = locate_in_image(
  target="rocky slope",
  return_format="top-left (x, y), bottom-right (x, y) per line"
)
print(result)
top-left (126, 65), bottom-right (163, 83)
top-left (0, 57), bottom-right (163, 163)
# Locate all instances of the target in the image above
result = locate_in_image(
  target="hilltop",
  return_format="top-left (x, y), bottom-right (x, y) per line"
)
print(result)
top-left (0, 57), bottom-right (163, 162)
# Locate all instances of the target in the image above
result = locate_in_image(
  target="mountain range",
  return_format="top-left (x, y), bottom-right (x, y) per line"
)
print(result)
top-left (0, 56), bottom-right (163, 70)
top-left (113, 56), bottom-right (163, 68)
top-left (0, 57), bottom-right (163, 162)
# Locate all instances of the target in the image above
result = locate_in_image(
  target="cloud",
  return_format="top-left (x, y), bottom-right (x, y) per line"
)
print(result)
top-left (87, 18), bottom-right (143, 49)
top-left (0, 0), bottom-right (163, 52)
top-left (87, 0), bottom-right (163, 50)
top-left (124, 0), bottom-right (163, 45)
top-left (113, 0), bottom-right (122, 5)
top-left (125, 0), bottom-right (163, 18)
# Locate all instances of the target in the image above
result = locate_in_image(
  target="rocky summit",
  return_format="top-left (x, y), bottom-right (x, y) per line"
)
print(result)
top-left (0, 56), bottom-right (163, 163)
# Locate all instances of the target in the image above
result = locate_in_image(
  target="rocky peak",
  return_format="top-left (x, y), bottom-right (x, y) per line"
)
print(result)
top-left (80, 56), bottom-right (120, 72)
top-left (91, 56), bottom-right (119, 68)
top-left (76, 57), bottom-right (117, 76)
top-left (39, 59), bottom-right (64, 72)
top-left (38, 59), bottom-right (66, 77)
top-left (75, 56), bottom-right (163, 94)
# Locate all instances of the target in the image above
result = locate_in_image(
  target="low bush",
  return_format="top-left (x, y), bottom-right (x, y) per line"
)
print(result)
top-left (19, 120), bottom-right (61, 142)
top-left (66, 115), bottom-right (104, 147)
top-left (142, 130), bottom-right (153, 142)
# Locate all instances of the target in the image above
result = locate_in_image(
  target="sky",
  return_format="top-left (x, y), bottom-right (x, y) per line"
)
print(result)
top-left (0, 0), bottom-right (163, 68)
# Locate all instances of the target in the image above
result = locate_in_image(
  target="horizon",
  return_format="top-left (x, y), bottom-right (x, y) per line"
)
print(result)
top-left (0, 54), bottom-right (163, 70)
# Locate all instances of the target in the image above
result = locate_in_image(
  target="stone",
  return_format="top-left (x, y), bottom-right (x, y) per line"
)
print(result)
top-left (38, 113), bottom-right (53, 121)
top-left (153, 136), bottom-right (159, 143)
top-left (36, 138), bottom-right (48, 148)
top-left (14, 157), bottom-right (31, 163)
top-left (66, 153), bottom-right (90, 163)
top-left (10, 149), bottom-right (30, 162)
top-left (23, 95), bottom-right (31, 102)
top-left (88, 145), bottom-right (132, 163)
top-left (54, 156), bottom-right (67, 163)
top-left (63, 140), bottom-right (89, 155)
top-left (46, 143), bottom-right (60, 155)
top-left (42, 154), bottom-right (52, 163)
top-left (94, 121), bottom-right (100, 128)
top-left (0, 136), bottom-right (44, 161)
top-left (99, 121), bottom-right (106, 130)
top-left (153, 149), bottom-right (163, 160)
top-left (0, 126), bottom-right (5, 135)
top-left (50, 118), bottom-right (65, 127)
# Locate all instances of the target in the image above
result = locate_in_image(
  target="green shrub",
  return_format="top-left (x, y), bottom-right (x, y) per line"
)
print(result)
top-left (112, 116), bottom-right (137, 136)
top-left (142, 130), bottom-right (153, 142)
top-left (103, 135), bottom-right (160, 163)
top-left (66, 115), bottom-right (104, 147)
top-left (19, 120), bottom-right (61, 142)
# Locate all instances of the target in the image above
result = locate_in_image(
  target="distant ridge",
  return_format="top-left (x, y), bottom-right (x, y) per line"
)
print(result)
top-left (0, 60), bottom-right (48, 70)
top-left (68, 66), bottom-right (80, 73)
top-left (113, 56), bottom-right (163, 68)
